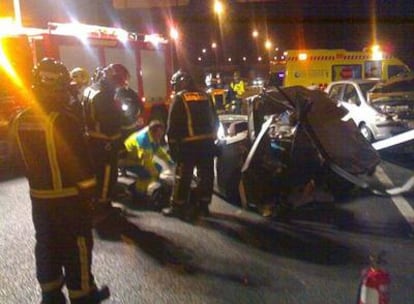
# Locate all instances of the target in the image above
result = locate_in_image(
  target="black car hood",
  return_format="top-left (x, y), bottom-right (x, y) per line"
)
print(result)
top-left (247, 86), bottom-right (380, 175)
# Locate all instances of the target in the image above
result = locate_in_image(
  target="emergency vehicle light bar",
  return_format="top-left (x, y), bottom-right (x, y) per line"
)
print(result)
top-left (48, 22), bottom-right (131, 41)
top-left (47, 22), bottom-right (168, 45)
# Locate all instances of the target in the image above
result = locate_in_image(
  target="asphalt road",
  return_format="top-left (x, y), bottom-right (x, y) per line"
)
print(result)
top-left (1, 159), bottom-right (414, 304)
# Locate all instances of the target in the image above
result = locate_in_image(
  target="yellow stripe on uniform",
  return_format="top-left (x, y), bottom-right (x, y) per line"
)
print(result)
top-left (30, 187), bottom-right (79, 199)
top-left (45, 112), bottom-right (62, 190)
top-left (78, 177), bottom-right (97, 190)
top-left (182, 98), bottom-right (194, 137)
top-left (101, 164), bottom-right (111, 200)
top-left (40, 276), bottom-right (64, 293)
top-left (182, 92), bottom-right (204, 102)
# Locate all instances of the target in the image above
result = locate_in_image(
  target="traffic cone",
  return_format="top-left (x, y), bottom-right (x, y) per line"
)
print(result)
top-left (357, 252), bottom-right (390, 304)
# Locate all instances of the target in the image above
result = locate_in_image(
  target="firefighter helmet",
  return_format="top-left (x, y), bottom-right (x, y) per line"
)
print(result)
top-left (170, 69), bottom-right (191, 90)
top-left (32, 58), bottom-right (70, 91)
top-left (92, 66), bottom-right (104, 83)
top-left (70, 67), bottom-right (90, 86)
top-left (102, 63), bottom-right (130, 87)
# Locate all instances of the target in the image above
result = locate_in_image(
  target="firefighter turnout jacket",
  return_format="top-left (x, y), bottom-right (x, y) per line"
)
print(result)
top-left (82, 81), bottom-right (132, 204)
top-left (166, 89), bottom-right (219, 208)
top-left (12, 108), bottom-right (96, 199)
top-left (83, 83), bottom-right (124, 142)
top-left (167, 91), bottom-right (219, 148)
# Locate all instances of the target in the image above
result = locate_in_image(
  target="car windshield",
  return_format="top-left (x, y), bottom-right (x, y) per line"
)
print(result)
top-left (359, 82), bottom-right (378, 96)
top-left (389, 65), bottom-right (410, 78)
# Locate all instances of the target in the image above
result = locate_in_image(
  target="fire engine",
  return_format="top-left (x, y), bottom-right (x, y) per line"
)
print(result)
top-left (269, 47), bottom-right (410, 90)
top-left (0, 19), bottom-right (173, 168)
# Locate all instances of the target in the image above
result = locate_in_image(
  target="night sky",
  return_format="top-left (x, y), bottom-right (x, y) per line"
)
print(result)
top-left (5, 0), bottom-right (414, 68)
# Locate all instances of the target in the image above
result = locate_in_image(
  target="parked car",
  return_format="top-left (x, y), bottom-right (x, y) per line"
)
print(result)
top-left (215, 86), bottom-right (381, 217)
top-left (326, 79), bottom-right (414, 142)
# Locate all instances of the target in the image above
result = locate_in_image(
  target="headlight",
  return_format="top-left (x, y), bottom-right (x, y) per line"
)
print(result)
top-left (376, 104), bottom-right (393, 114)
top-left (217, 123), bottom-right (225, 139)
top-left (375, 112), bottom-right (393, 122)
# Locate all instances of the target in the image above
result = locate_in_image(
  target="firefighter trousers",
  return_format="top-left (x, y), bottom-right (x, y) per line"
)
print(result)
top-left (172, 141), bottom-right (215, 207)
top-left (31, 196), bottom-right (97, 303)
top-left (88, 138), bottom-right (120, 203)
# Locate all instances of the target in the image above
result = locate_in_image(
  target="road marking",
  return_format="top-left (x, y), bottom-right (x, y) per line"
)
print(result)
top-left (375, 166), bottom-right (414, 232)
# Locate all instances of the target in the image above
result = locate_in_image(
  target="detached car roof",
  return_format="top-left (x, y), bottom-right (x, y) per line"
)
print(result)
top-left (327, 79), bottom-right (379, 86)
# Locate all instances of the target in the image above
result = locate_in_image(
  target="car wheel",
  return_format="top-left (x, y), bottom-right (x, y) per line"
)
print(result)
top-left (359, 123), bottom-right (374, 142)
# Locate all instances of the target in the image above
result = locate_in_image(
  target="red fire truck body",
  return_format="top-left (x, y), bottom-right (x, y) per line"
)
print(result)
top-left (31, 22), bottom-right (173, 123)
top-left (0, 21), bottom-right (173, 168)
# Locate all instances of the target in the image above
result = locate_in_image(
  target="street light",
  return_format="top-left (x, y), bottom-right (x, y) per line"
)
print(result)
top-left (211, 42), bottom-right (218, 70)
top-left (214, 0), bottom-right (224, 16)
top-left (265, 39), bottom-right (273, 62)
top-left (169, 26), bottom-right (179, 72)
top-left (169, 27), bottom-right (179, 41)
top-left (252, 30), bottom-right (259, 62)
top-left (265, 39), bottom-right (272, 50)
top-left (213, 1), bottom-right (225, 70)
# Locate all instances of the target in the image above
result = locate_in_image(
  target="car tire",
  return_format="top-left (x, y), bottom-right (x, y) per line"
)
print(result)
top-left (359, 123), bottom-right (374, 142)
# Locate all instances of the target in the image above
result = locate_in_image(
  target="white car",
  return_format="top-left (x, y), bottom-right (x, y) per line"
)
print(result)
top-left (326, 79), bottom-right (414, 142)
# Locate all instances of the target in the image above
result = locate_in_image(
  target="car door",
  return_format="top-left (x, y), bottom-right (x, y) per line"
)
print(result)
top-left (329, 83), bottom-right (364, 128)
top-left (215, 116), bottom-right (250, 204)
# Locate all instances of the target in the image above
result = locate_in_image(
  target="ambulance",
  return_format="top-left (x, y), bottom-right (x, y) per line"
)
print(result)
top-left (269, 47), bottom-right (410, 90)
top-left (0, 19), bottom-right (173, 168)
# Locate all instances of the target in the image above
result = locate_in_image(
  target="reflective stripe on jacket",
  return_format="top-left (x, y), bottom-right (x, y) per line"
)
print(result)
top-left (124, 126), bottom-right (172, 178)
top-left (83, 85), bottom-right (123, 140)
top-left (12, 109), bottom-right (96, 199)
top-left (167, 90), bottom-right (219, 144)
top-left (230, 80), bottom-right (245, 98)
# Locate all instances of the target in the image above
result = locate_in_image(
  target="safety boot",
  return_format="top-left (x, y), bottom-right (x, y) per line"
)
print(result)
top-left (197, 203), bottom-right (211, 217)
top-left (70, 286), bottom-right (110, 304)
top-left (162, 203), bottom-right (196, 222)
top-left (41, 290), bottom-right (66, 304)
top-left (162, 203), bottom-right (186, 219)
top-left (92, 202), bottom-right (124, 226)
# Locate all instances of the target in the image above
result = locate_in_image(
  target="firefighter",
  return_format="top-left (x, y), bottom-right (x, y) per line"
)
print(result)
top-left (162, 69), bottom-right (219, 220)
top-left (83, 63), bottom-right (131, 223)
top-left (70, 67), bottom-right (90, 102)
top-left (205, 72), bottom-right (227, 113)
top-left (11, 58), bottom-right (109, 303)
top-left (120, 119), bottom-right (174, 208)
top-left (69, 67), bottom-right (90, 124)
top-left (229, 71), bottom-right (245, 114)
top-left (115, 84), bottom-right (143, 138)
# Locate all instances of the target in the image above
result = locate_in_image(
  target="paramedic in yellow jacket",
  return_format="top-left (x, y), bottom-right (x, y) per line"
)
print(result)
top-left (122, 120), bottom-right (174, 197)
top-left (229, 71), bottom-right (245, 113)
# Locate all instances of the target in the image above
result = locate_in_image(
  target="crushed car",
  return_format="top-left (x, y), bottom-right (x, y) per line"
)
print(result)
top-left (215, 85), bottom-right (381, 217)
top-left (369, 72), bottom-right (414, 155)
